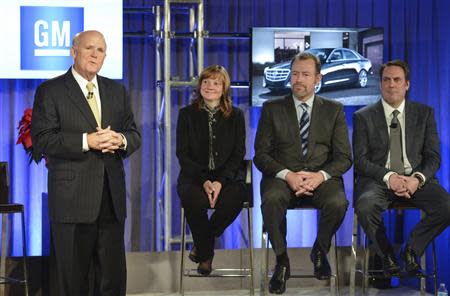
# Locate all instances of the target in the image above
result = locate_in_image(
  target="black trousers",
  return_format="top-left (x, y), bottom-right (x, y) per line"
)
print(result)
top-left (177, 181), bottom-right (245, 261)
top-left (355, 179), bottom-right (450, 257)
top-left (50, 176), bottom-right (126, 296)
top-left (260, 177), bottom-right (349, 256)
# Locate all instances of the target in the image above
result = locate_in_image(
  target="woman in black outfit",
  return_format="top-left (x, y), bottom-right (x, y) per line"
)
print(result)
top-left (176, 65), bottom-right (246, 275)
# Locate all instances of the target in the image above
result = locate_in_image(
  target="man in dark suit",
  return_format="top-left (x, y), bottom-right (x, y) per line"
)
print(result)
top-left (353, 60), bottom-right (450, 277)
top-left (254, 52), bottom-right (352, 294)
top-left (31, 30), bottom-right (141, 295)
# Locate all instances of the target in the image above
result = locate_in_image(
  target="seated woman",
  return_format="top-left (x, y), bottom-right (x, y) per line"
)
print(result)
top-left (176, 65), bottom-right (246, 276)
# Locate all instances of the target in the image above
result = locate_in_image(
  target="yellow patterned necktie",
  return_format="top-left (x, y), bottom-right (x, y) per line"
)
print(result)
top-left (86, 82), bottom-right (101, 127)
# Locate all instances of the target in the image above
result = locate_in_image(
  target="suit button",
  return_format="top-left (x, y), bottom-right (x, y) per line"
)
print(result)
top-left (215, 152), bottom-right (218, 156)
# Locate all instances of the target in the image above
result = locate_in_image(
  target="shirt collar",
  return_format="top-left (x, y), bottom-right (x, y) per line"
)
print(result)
top-left (381, 97), bottom-right (405, 117)
top-left (292, 94), bottom-right (314, 109)
top-left (71, 67), bottom-right (99, 92)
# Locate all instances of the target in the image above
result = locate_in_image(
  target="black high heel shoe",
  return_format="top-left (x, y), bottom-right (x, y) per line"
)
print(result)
top-left (188, 246), bottom-right (200, 263)
top-left (197, 256), bottom-right (213, 276)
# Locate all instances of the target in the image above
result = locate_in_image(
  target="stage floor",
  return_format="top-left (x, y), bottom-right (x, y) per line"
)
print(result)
top-left (128, 286), bottom-right (432, 295)
top-left (125, 249), bottom-right (435, 296)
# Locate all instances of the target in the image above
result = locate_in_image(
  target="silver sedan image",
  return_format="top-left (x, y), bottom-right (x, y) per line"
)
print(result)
top-left (263, 48), bottom-right (373, 93)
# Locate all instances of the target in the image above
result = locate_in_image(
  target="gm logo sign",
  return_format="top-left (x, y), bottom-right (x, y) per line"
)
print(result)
top-left (21, 7), bottom-right (83, 70)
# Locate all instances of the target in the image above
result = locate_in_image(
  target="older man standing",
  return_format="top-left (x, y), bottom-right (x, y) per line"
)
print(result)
top-left (31, 30), bottom-right (141, 295)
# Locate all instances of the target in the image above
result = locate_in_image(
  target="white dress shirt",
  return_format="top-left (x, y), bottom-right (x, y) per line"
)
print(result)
top-left (381, 98), bottom-right (425, 187)
top-left (276, 95), bottom-right (330, 181)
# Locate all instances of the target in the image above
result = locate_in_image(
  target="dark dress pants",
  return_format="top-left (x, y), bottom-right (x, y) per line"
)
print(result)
top-left (260, 177), bottom-right (348, 256)
top-left (50, 175), bottom-right (126, 296)
top-left (354, 178), bottom-right (450, 257)
top-left (177, 181), bottom-right (245, 261)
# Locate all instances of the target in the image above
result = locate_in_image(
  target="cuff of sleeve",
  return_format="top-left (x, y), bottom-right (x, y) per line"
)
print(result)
top-left (319, 170), bottom-right (331, 181)
top-left (216, 177), bottom-right (227, 186)
top-left (276, 169), bottom-right (291, 181)
top-left (82, 133), bottom-right (89, 152)
top-left (119, 133), bottom-right (127, 150)
top-left (199, 175), bottom-right (209, 186)
top-left (383, 171), bottom-right (397, 189)
top-left (412, 172), bottom-right (426, 188)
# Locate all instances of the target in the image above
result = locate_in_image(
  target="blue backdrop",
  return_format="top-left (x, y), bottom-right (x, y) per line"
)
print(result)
top-left (0, 0), bottom-right (449, 292)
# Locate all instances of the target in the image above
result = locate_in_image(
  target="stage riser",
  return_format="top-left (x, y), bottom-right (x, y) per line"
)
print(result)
top-left (5, 247), bottom-right (357, 295)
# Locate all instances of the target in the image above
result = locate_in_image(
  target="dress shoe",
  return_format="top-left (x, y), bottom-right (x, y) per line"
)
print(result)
top-left (310, 245), bottom-right (331, 280)
top-left (400, 245), bottom-right (423, 276)
top-left (188, 246), bottom-right (200, 263)
top-left (197, 256), bottom-right (213, 276)
top-left (382, 253), bottom-right (400, 277)
top-left (269, 260), bottom-right (290, 294)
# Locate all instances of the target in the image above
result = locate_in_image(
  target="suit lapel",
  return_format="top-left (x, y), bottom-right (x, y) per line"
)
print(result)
top-left (373, 100), bottom-right (388, 130)
top-left (404, 100), bottom-right (416, 156)
top-left (372, 100), bottom-right (389, 154)
top-left (97, 76), bottom-right (113, 129)
top-left (305, 95), bottom-right (323, 159)
top-left (64, 70), bottom-right (98, 129)
top-left (283, 96), bottom-right (303, 156)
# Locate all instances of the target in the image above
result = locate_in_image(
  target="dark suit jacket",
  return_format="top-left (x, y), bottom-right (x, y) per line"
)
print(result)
top-left (353, 99), bottom-right (440, 185)
top-left (176, 104), bottom-right (246, 186)
top-left (254, 95), bottom-right (352, 178)
top-left (31, 69), bottom-right (141, 223)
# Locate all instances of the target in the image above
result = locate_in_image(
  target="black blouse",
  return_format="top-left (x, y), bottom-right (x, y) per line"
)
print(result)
top-left (176, 104), bottom-right (246, 186)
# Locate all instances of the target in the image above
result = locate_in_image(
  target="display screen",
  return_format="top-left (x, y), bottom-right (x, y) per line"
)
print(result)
top-left (251, 27), bottom-right (384, 106)
top-left (0, 0), bottom-right (123, 79)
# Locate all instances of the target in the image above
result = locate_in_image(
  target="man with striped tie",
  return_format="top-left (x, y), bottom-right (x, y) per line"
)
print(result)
top-left (254, 52), bottom-right (352, 294)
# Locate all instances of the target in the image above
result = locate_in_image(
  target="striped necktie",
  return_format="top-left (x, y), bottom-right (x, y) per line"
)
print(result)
top-left (299, 103), bottom-right (309, 157)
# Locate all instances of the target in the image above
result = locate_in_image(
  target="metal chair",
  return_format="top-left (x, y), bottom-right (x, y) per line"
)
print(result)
top-left (179, 159), bottom-right (254, 296)
top-left (260, 198), bottom-right (340, 296)
top-left (0, 162), bottom-right (29, 296)
top-left (350, 201), bottom-right (437, 296)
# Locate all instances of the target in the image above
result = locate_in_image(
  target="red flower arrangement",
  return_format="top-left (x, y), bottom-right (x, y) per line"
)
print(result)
top-left (16, 108), bottom-right (45, 165)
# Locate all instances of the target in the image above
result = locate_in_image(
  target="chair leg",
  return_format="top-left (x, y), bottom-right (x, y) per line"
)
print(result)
top-left (247, 208), bottom-right (254, 296)
top-left (432, 240), bottom-right (437, 296)
top-left (420, 253), bottom-right (426, 296)
top-left (0, 214), bottom-right (7, 296)
top-left (335, 234), bottom-right (340, 296)
top-left (260, 227), bottom-right (269, 296)
top-left (179, 209), bottom-right (186, 296)
top-left (328, 234), bottom-right (335, 296)
top-left (350, 212), bottom-right (358, 296)
top-left (21, 211), bottom-right (29, 296)
top-left (329, 233), bottom-right (339, 296)
top-left (362, 231), bottom-right (369, 296)
top-left (420, 211), bottom-right (426, 296)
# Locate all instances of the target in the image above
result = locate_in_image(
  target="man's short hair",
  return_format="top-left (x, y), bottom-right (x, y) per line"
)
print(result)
top-left (290, 52), bottom-right (321, 74)
top-left (380, 60), bottom-right (410, 81)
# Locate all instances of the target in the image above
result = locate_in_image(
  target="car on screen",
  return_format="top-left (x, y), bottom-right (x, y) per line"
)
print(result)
top-left (263, 48), bottom-right (373, 93)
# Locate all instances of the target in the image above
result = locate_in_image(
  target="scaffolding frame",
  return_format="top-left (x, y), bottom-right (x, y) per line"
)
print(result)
top-left (142, 0), bottom-right (251, 251)
top-left (154, 0), bottom-right (205, 251)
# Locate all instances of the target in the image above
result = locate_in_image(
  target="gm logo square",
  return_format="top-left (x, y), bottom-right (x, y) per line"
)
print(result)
top-left (21, 6), bottom-right (83, 70)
